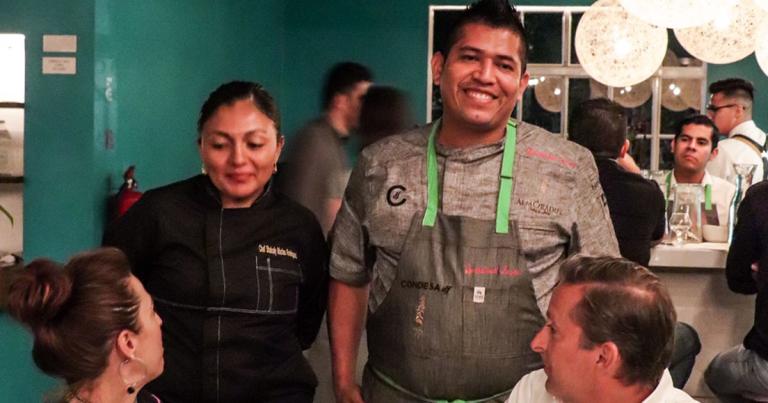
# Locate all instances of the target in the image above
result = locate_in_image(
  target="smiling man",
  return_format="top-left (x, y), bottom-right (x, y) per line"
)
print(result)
top-left (506, 255), bottom-right (696, 403)
top-left (664, 115), bottom-right (735, 227)
top-left (327, 0), bottom-right (618, 402)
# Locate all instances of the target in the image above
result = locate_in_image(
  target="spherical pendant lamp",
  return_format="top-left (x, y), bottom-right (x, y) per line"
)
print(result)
top-left (533, 76), bottom-right (563, 113)
top-left (756, 19), bottom-right (768, 76)
top-left (619, 0), bottom-right (731, 29)
top-left (674, 0), bottom-right (766, 64)
top-left (575, 0), bottom-right (668, 88)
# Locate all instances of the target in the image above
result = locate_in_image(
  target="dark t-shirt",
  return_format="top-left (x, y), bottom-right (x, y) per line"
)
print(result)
top-left (726, 181), bottom-right (768, 359)
top-left (596, 158), bottom-right (665, 266)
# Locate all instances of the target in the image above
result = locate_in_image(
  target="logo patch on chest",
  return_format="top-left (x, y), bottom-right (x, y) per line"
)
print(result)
top-left (386, 185), bottom-right (407, 206)
top-left (258, 244), bottom-right (298, 260)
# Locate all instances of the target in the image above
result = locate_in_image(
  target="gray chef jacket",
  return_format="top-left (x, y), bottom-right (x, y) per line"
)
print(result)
top-left (330, 121), bottom-right (620, 315)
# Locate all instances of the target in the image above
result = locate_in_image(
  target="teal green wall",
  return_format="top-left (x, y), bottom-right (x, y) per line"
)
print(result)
top-left (1, 1), bottom-right (94, 399)
top-left (96, 0), bottom-right (286, 192)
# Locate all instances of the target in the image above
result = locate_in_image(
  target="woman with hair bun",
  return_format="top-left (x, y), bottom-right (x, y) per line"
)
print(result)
top-left (7, 247), bottom-right (164, 403)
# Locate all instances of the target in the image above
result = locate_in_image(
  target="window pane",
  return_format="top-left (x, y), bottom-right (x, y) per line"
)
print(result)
top-left (524, 13), bottom-right (563, 64)
top-left (570, 12), bottom-right (583, 65)
top-left (0, 34), bottom-right (25, 103)
top-left (566, 77), bottom-right (592, 131)
top-left (661, 78), bottom-right (702, 133)
top-left (523, 75), bottom-right (562, 133)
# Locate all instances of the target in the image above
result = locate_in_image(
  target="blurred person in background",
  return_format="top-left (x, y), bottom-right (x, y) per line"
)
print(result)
top-left (279, 62), bottom-right (373, 235)
top-left (104, 81), bottom-right (329, 403)
top-left (358, 85), bottom-right (415, 150)
top-left (7, 247), bottom-right (164, 403)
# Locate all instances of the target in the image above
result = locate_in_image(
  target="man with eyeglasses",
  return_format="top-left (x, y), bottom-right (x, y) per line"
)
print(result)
top-left (706, 78), bottom-right (767, 186)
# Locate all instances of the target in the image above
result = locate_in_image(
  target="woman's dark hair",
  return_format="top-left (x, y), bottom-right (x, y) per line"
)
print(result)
top-left (197, 81), bottom-right (281, 138)
top-left (358, 86), bottom-right (414, 149)
top-left (7, 247), bottom-right (140, 386)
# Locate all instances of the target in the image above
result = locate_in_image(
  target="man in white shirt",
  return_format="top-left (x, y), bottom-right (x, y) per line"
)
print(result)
top-left (665, 115), bottom-right (736, 228)
top-left (706, 78), bottom-right (767, 185)
top-left (506, 255), bottom-right (697, 403)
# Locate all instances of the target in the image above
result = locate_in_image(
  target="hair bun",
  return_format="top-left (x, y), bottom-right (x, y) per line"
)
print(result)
top-left (7, 259), bottom-right (72, 331)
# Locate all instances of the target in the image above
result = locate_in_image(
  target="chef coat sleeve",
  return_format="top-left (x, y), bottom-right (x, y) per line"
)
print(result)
top-left (296, 213), bottom-right (330, 349)
top-left (571, 151), bottom-right (621, 257)
top-left (329, 153), bottom-right (373, 286)
top-left (726, 189), bottom-right (760, 294)
top-left (102, 192), bottom-right (160, 281)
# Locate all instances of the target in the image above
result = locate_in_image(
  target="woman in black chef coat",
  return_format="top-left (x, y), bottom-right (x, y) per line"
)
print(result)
top-left (104, 81), bottom-right (329, 403)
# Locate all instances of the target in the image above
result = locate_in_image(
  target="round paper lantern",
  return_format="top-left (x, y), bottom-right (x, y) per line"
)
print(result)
top-left (576, 0), bottom-right (668, 87)
top-left (757, 19), bottom-right (768, 76)
top-left (619, 0), bottom-right (731, 29)
top-left (590, 79), bottom-right (652, 108)
top-left (533, 76), bottom-right (563, 113)
top-left (674, 0), bottom-right (766, 64)
top-left (662, 79), bottom-right (702, 111)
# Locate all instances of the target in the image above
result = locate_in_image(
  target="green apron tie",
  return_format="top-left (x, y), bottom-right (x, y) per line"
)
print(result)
top-left (423, 119), bottom-right (518, 234)
top-left (665, 172), bottom-right (712, 210)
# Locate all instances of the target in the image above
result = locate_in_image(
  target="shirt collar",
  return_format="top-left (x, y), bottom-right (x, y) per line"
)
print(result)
top-left (730, 120), bottom-right (767, 145)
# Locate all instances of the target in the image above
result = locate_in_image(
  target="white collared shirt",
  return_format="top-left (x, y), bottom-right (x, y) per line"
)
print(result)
top-left (707, 120), bottom-right (767, 185)
top-left (664, 171), bottom-right (736, 227)
top-left (505, 369), bottom-right (699, 403)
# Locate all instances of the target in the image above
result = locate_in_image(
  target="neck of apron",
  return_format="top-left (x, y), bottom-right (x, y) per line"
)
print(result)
top-left (666, 171), bottom-right (711, 210)
top-left (422, 119), bottom-right (517, 233)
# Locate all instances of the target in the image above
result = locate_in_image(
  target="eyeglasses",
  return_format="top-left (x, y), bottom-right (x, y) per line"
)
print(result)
top-left (706, 103), bottom-right (743, 113)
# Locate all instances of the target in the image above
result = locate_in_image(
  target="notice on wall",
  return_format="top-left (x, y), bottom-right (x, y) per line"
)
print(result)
top-left (43, 35), bottom-right (77, 53)
top-left (42, 57), bottom-right (76, 75)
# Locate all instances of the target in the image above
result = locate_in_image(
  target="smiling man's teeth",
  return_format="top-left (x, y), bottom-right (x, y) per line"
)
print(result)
top-left (467, 90), bottom-right (493, 100)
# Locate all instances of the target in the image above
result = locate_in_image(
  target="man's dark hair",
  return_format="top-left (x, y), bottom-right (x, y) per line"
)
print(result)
top-left (321, 62), bottom-right (373, 110)
top-left (559, 255), bottom-right (677, 389)
top-left (198, 81), bottom-right (281, 138)
top-left (709, 78), bottom-right (755, 101)
top-left (674, 114), bottom-right (720, 149)
top-left (442, 0), bottom-right (528, 73)
top-left (569, 98), bottom-right (627, 159)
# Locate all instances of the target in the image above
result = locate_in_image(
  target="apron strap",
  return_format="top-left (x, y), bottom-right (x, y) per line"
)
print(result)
top-left (665, 172), bottom-right (712, 210)
top-left (422, 119), bottom-right (518, 234)
top-left (369, 365), bottom-right (512, 403)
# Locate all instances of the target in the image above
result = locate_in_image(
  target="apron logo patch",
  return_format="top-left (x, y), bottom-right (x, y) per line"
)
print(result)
top-left (516, 198), bottom-right (563, 216)
top-left (400, 280), bottom-right (452, 294)
top-left (465, 264), bottom-right (522, 277)
top-left (386, 185), bottom-right (407, 206)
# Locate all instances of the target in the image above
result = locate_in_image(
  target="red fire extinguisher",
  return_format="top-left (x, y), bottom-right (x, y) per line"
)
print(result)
top-left (108, 166), bottom-right (143, 222)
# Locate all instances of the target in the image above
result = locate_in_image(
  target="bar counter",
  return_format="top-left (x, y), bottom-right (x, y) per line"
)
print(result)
top-left (649, 242), bottom-right (729, 270)
top-left (648, 241), bottom-right (754, 400)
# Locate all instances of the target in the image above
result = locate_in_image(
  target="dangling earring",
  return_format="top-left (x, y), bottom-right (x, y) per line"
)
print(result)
top-left (119, 357), bottom-right (148, 395)
top-left (201, 164), bottom-right (208, 175)
top-left (273, 163), bottom-right (278, 173)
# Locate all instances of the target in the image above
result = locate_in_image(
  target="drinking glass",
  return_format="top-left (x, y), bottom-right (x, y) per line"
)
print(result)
top-left (669, 211), bottom-right (692, 247)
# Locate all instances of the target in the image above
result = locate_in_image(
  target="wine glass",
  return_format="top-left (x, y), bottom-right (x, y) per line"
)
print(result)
top-left (669, 211), bottom-right (692, 247)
